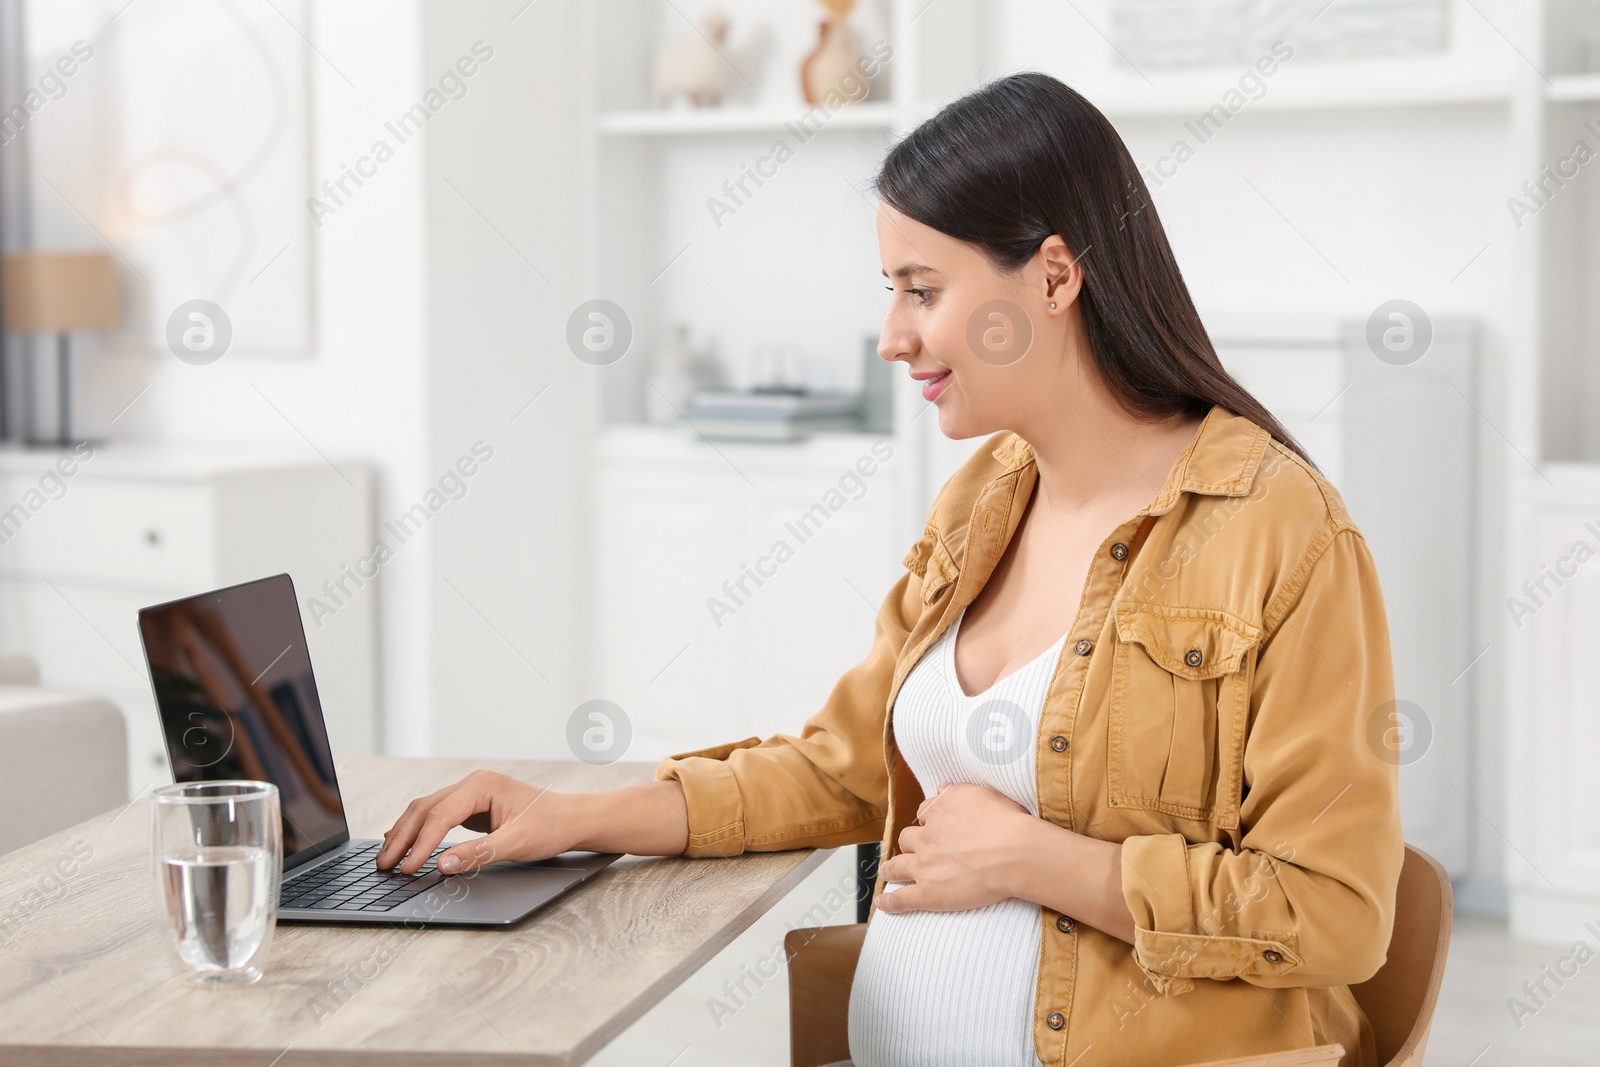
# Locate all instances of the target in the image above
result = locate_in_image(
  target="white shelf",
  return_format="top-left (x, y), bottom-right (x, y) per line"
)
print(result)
top-left (1547, 72), bottom-right (1600, 102)
top-left (1087, 69), bottom-right (1512, 119)
top-left (600, 73), bottom-right (1511, 134)
top-left (597, 423), bottom-right (891, 467)
top-left (0, 442), bottom-right (362, 480)
top-left (597, 101), bottom-right (903, 136)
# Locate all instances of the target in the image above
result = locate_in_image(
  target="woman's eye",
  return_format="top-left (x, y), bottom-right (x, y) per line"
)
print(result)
top-left (884, 285), bottom-right (932, 305)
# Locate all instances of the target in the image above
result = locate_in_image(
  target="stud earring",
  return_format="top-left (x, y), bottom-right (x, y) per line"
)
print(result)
top-left (1050, 302), bottom-right (1057, 309)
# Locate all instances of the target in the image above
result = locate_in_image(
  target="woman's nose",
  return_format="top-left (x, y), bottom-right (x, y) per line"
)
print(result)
top-left (878, 316), bottom-right (914, 363)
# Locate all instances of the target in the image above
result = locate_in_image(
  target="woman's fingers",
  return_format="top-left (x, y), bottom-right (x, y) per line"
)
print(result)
top-left (437, 823), bottom-right (513, 873)
top-left (914, 786), bottom-right (955, 824)
top-left (437, 785), bottom-right (552, 872)
top-left (914, 782), bottom-right (952, 822)
top-left (878, 853), bottom-right (915, 883)
top-left (875, 879), bottom-right (928, 913)
top-left (398, 781), bottom-right (496, 874)
top-left (376, 784), bottom-right (456, 869)
top-left (376, 771), bottom-right (559, 875)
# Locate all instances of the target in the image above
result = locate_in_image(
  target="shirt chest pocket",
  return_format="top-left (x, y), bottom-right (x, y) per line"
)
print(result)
top-left (1107, 602), bottom-right (1263, 830)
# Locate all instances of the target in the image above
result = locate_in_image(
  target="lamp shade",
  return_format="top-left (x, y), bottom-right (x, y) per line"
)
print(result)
top-left (3, 251), bottom-right (119, 332)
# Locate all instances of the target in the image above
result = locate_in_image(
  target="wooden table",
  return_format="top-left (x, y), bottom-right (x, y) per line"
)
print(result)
top-left (0, 756), bottom-right (830, 1066)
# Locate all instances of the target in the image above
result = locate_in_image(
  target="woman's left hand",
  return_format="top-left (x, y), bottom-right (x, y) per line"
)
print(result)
top-left (874, 782), bottom-right (1034, 913)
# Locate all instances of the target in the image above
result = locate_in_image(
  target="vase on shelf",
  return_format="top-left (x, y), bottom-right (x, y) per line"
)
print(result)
top-left (801, 0), bottom-right (868, 106)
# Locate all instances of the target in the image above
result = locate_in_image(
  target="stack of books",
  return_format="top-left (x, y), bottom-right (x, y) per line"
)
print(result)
top-left (681, 387), bottom-right (863, 441)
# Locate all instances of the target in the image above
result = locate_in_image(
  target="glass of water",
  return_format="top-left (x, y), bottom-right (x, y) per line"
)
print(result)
top-left (151, 780), bottom-right (281, 985)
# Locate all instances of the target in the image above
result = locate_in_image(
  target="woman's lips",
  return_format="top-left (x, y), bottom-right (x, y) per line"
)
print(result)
top-left (920, 370), bottom-right (951, 402)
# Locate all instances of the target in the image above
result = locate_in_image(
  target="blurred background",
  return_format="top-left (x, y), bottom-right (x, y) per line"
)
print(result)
top-left (0, 0), bottom-right (1595, 1062)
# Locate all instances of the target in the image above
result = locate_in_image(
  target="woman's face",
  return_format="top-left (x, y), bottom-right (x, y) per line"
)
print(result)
top-left (876, 203), bottom-right (1084, 441)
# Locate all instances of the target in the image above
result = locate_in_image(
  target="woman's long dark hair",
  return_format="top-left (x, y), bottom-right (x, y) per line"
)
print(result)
top-left (875, 71), bottom-right (1317, 471)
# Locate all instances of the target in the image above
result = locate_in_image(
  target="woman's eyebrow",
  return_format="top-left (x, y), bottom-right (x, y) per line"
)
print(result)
top-left (882, 263), bottom-right (943, 280)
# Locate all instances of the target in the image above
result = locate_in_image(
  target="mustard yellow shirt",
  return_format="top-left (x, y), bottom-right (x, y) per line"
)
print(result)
top-left (655, 403), bottom-right (1404, 1067)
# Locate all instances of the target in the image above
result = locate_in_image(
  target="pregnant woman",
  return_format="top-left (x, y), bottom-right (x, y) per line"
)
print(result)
top-left (379, 72), bottom-right (1404, 1067)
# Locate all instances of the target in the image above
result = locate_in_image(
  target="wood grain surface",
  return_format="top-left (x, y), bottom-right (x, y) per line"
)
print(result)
top-left (0, 756), bottom-right (828, 1066)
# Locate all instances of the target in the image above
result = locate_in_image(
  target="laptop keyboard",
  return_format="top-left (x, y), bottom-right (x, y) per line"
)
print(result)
top-left (279, 842), bottom-right (450, 913)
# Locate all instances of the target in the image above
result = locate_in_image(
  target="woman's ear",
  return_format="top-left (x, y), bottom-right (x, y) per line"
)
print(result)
top-left (1039, 235), bottom-right (1084, 309)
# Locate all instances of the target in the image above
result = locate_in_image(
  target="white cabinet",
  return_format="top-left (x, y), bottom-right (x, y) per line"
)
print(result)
top-left (1507, 464), bottom-right (1600, 942)
top-left (0, 445), bottom-right (376, 799)
top-left (591, 427), bottom-right (912, 761)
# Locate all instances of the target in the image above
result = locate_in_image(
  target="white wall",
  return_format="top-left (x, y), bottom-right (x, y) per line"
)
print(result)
top-left (419, 0), bottom-right (589, 760)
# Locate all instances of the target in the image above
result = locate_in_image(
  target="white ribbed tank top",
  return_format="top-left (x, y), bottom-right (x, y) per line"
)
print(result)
top-left (845, 607), bottom-right (1066, 1067)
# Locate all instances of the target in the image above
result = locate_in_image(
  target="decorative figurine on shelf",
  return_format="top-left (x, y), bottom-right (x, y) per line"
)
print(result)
top-left (656, 7), bottom-right (733, 109)
top-left (801, 0), bottom-right (868, 105)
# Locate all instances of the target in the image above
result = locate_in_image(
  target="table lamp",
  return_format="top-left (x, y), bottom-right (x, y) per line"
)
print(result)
top-left (2, 250), bottom-right (120, 446)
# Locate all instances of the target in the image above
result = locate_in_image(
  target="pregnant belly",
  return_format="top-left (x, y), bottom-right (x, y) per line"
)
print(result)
top-left (848, 884), bottom-right (1046, 1067)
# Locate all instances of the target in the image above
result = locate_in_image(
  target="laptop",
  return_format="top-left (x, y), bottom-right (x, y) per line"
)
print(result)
top-left (136, 573), bottom-right (621, 925)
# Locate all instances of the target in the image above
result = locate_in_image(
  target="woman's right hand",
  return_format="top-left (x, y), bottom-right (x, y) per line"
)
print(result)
top-left (376, 771), bottom-right (691, 874)
top-left (376, 769), bottom-right (576, 875)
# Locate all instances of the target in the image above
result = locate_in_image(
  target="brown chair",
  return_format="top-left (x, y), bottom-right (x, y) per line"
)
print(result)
top-left (784, 844), bottom-right (1452, 1067)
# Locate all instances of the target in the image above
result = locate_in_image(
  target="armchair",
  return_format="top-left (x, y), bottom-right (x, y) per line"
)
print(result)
top-left (0, 654), bottom-right (128, 855)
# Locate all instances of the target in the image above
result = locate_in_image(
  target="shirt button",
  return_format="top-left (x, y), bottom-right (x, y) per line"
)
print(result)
top-left (1109, 542), bottom-right (1129, 560)
top-left (1047, 1011), bottom-right (1065, 1030)
top-left (1073, 638), bottom-right (1093, 656)
top-left (1055, 915), bottom-right (1075, 933)
top-left (1050, 735), bottom-right (1068, 753)
top-left (1263, 949), bottom-right (1283, 964)
top-left (1184, 648), bottom-right (1203, 668)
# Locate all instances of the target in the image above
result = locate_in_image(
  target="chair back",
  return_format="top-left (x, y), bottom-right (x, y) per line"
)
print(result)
top-left (786, 924), bottom-right (865, 1067)
top-left (1350, 844), bottom-right (1453, 1067)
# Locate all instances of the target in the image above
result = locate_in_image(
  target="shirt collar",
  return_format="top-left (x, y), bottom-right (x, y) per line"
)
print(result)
top-left (990, 402), bottom-right (1272, 516)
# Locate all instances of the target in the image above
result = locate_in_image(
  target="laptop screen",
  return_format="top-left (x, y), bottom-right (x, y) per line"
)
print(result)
top-left (138, 574), bottom-right (350, 869)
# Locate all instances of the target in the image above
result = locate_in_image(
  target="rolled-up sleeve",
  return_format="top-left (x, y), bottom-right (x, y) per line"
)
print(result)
top-left (1118, 524), bottom-right (1405, 993)
top-left (654, 547), bottom-right (927, 858)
